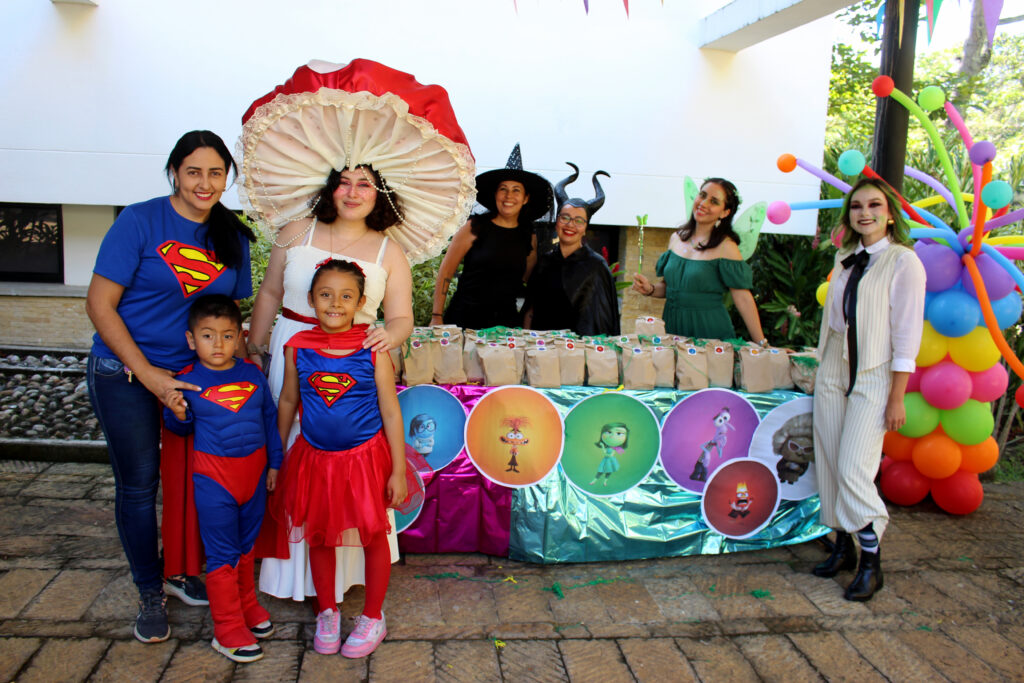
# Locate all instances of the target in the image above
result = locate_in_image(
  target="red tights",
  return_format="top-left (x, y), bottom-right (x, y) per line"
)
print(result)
top-left (308, 531), bottom-right (390, 619)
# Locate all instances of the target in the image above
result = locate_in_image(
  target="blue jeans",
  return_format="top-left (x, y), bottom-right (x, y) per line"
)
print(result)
top-left (87, 354), bottom-right (163, 594)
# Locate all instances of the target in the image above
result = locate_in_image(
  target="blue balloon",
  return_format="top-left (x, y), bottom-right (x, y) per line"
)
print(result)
top-left (992, 291), bottom-right (1023, 329)
top-left (927, 289), bottom-right (981, 338)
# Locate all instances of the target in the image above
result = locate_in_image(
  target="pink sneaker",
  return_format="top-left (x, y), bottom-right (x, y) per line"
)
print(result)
top-left (313, 608), bottom-right (341, 655)
top-left (341, 613), bottom-right (387, 658)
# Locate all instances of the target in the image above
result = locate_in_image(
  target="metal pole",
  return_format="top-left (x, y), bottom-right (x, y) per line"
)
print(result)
top-left (871, 0), bottom-right (920, 193)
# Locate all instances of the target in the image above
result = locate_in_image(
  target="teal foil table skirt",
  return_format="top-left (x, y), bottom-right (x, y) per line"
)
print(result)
top-left (508, 387), bottom-right (830, 564)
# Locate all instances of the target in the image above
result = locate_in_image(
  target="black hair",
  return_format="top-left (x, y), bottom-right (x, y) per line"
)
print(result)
top-left (409, 413), bottom-right (437, 437)
top-left (187, 294), bottom-right (242, 331)
top-left (837, 177), bottom-right (913, 249)
top-left (308, 259), bottom-right (367, 297)
top-left (677, 177), bottom-right (742, 251)
top-left (165, 130), bottom-right (256, 270)
top-left (310, 166), bottom-right (401, 231)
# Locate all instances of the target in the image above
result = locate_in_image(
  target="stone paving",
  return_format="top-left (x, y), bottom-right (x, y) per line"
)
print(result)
top-left (1, 460), bottom-right (1023, 682)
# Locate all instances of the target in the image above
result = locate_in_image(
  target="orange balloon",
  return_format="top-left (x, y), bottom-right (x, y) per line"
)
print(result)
top-left (959, 436), bottom-right (999, 474)
top-left (777, 153), bottom-right (797, 173)
top-left (882, 431), bottom-right (915, 462)
top-left (911, 432), bottom-right (962, 479)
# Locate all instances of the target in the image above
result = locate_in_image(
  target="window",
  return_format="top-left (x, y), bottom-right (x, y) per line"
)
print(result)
top-left (0, 203), bottom-right (64, 283)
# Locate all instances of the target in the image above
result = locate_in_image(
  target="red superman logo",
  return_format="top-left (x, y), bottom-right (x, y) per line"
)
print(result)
top-left (308, 372), bottom-right (356, 407)
top-left (200, 382), bottom-right (257, 413)
top-left (157, 240), bottom-right (226, 298)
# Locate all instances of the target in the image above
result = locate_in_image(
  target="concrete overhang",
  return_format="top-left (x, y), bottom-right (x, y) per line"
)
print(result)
top-left (700, 0), bottom-right (860, 51)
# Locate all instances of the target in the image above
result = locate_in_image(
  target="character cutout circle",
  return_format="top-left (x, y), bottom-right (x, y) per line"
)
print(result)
top-left (398, 385), bottom-right (467, 475)
top-left (464, 386), bottom-right (563, 487)
top-left (562, 393), bottom-right (661, 497)
top-left (701, 458), bottom-right (780, 539)
top-left (660, 388), bottom-right (759, 493)
top-left (748, 397), bottom-right (817, 500)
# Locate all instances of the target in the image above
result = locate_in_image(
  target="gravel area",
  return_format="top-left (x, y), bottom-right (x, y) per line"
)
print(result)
top-left (0, 352), bottom-right (101, 441)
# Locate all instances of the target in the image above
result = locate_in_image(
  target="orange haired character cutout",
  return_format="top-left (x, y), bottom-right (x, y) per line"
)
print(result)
top-left (499, 416), bottom-right (530, 473)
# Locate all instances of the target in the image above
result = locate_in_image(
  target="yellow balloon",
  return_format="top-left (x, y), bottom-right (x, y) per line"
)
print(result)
top-left (816, 281), bottom-right (829, 306)
top-left (948, 326), bottom-right (1001, 372)
top-left (916, 321), bottom-right (948, 368)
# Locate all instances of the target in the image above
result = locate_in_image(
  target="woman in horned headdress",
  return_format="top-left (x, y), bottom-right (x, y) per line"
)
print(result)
top-left (432, 144), bottom-right (553, 330)
top-left (523, 163), bottom-right (620, 336)
top-left (632, 177), bottom-right (768, 343)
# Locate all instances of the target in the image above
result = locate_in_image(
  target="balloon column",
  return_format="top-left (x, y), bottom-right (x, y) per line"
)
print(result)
top-left (767, 77), bottom-right (1022, 515)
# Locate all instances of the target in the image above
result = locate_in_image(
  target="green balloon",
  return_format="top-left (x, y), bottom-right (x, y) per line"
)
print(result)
top-left (917, 85), bottom-right (946, 112)
top-left (899, 392), bottom-right (940, 438)
top-left (940, 399), bottom-right (994, 446)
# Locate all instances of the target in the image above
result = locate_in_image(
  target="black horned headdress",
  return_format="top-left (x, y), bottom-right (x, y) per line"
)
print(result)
top-left (554, 162), bottom-right (610, 220)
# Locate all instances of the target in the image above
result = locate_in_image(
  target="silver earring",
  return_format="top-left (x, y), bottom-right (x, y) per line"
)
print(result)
top-left (715, 219), bottom-right (721, 229)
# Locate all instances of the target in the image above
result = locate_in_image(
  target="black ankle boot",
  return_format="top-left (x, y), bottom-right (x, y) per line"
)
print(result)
top-left (812, 531), bottom-right (856, 578)
top-left (844, 548), bottom-right (883, 601)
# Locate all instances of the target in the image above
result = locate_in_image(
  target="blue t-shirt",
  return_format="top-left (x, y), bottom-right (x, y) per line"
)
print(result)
top-left (293, 346), bottom-right (382, 451)
top-left (90, 196), bottom-right (252, 370)
top-left (162, 359), bottom-right (283, 470)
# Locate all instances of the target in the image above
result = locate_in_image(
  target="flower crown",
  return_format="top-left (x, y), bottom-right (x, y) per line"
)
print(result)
top-left (314, 257), bottom-right (366, 278)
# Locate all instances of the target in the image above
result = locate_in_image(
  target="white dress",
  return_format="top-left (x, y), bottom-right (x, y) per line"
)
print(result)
top-left (259, 220), bottom-right (400, 603)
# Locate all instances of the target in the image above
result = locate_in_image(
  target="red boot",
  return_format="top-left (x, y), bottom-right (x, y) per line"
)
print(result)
top-left (206, 565), bottom-right (258, 649)
top-left (236, 550), bottom-right (273, 638)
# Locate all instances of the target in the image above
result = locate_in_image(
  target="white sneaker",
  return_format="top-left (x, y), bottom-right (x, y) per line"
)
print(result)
top-left (341, 613), bottom-right (387, 658)
top-left (313, 608), bottom-right (341, 655)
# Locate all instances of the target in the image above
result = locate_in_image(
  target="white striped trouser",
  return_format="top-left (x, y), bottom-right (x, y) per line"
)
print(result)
top-left (812, 329), bottom-right (890, 539)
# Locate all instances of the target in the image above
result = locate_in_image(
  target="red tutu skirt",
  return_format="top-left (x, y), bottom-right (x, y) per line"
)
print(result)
top-left (279, 430), bottom-right (392, 548)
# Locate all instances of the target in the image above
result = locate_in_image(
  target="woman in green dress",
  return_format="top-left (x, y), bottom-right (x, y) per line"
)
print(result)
top-left (632, 178), bottom-right (768, 344)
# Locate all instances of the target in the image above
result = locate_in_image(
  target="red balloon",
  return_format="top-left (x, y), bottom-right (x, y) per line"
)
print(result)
top-left (930, 471), bottom-right (984, 515)
top-left (1016, 384), bottom-right (1024, 409)
top-left (872, 75), bottom-right (895, 97)
top-left (906, 368), bottom-right (923, 393)
top-left (970, 363), bottom-right (1009, 403)
top-left (880, 455), bottom-right (895, 475)
top-left (880, 461), bottom-right (931, 506)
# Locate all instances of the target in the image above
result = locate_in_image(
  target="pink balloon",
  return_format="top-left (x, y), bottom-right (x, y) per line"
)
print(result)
top-left (970, 363), bottom-right (1009, 402)
top-left (920, 361), bottom-right (972, 410)
top-left (906, 367), bottom-right (923, 393)
top-left (766, 201), bottom-right (792, 225)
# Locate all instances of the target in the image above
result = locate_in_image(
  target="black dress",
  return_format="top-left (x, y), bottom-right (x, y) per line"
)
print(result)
top-left (526, 244), bottom-right (620, 336)
top-left (444, 217), bottom-right (533, 329)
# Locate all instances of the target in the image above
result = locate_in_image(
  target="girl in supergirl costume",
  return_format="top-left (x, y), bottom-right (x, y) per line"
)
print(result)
top-left (276, 259), bottom-right (408, 658)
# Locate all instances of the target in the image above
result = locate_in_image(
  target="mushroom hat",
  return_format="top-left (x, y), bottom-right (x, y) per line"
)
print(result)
top-left (238, 58), bottom-right (476, 264)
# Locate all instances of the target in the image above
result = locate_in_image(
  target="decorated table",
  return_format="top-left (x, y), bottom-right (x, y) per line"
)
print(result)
top-left (395, 384), bottom-right (828, 563)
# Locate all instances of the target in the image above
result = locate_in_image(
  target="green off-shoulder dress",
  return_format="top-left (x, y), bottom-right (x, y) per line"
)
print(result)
top-left (655, 250), bottom-right (753, 339)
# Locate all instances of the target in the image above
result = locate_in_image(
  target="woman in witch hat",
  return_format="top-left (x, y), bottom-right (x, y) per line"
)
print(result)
top-left (523, 162), bottom-right (620, 336)
top-left (431, 144), bottom-right (553, 330)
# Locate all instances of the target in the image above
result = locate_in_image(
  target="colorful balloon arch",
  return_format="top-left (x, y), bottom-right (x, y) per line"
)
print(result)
top-left (767, 76), bottom-right (1022, 515)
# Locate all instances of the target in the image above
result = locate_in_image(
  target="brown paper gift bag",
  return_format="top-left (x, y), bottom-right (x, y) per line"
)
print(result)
top-left (635, 315), bottom-right (667, 337)
top-left (462, 330), bottom-right (485, 384)
top-left (478, 342), bottom-right (520, 386)
top-left (432, 327), bottom-right (468, 385)
top-left (584, 340), bottom-right (619, 387)
top-left (402, 336), bottom-right (435, 386)
top-left (735, 346), bottom-right (774, 393)
top-left (554, 338), bottom-right (585, 386)
top-left (675, 340), bottom-right (709, 391)
top-left (789, 351), bottom-right (819, 394)
top-left (703, 340), bottom-right (734, 388)
top-left (525, 342), bottom-right (561, 388)
top-left (620, 345), bottom-right (656, 390)
top-left (767, 347), bottom-right (794, 390)
top-left (647, 343), bottom-right (675, 388)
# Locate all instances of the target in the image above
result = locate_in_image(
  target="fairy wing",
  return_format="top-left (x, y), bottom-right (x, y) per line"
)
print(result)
top-left (734, 201), bottom-right (768, 261)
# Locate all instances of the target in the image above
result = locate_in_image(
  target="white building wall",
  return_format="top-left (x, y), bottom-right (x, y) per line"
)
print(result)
top-left (2, 0), bottom-right (833, 281)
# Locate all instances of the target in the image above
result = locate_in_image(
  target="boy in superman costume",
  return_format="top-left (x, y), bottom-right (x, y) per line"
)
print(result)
top-left (163, 295), bottom-right (282, 663)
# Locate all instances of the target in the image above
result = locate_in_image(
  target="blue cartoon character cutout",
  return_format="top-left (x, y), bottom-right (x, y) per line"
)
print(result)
top-left (690, 407), bottom-right (735, 482)
top-left (405, 413), bottom-right (436, 475)
top-left (589, 422), bottom-right (629, 486)
top-left (500, 416), bottom-right (530, 473)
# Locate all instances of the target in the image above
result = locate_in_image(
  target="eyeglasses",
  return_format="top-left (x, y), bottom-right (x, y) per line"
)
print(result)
top-left (557, 214), bottom-right (587, 228)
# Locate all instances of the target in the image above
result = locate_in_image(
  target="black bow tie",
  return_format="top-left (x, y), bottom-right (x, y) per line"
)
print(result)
top-left (841, 249), bottom-right (871, 396)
